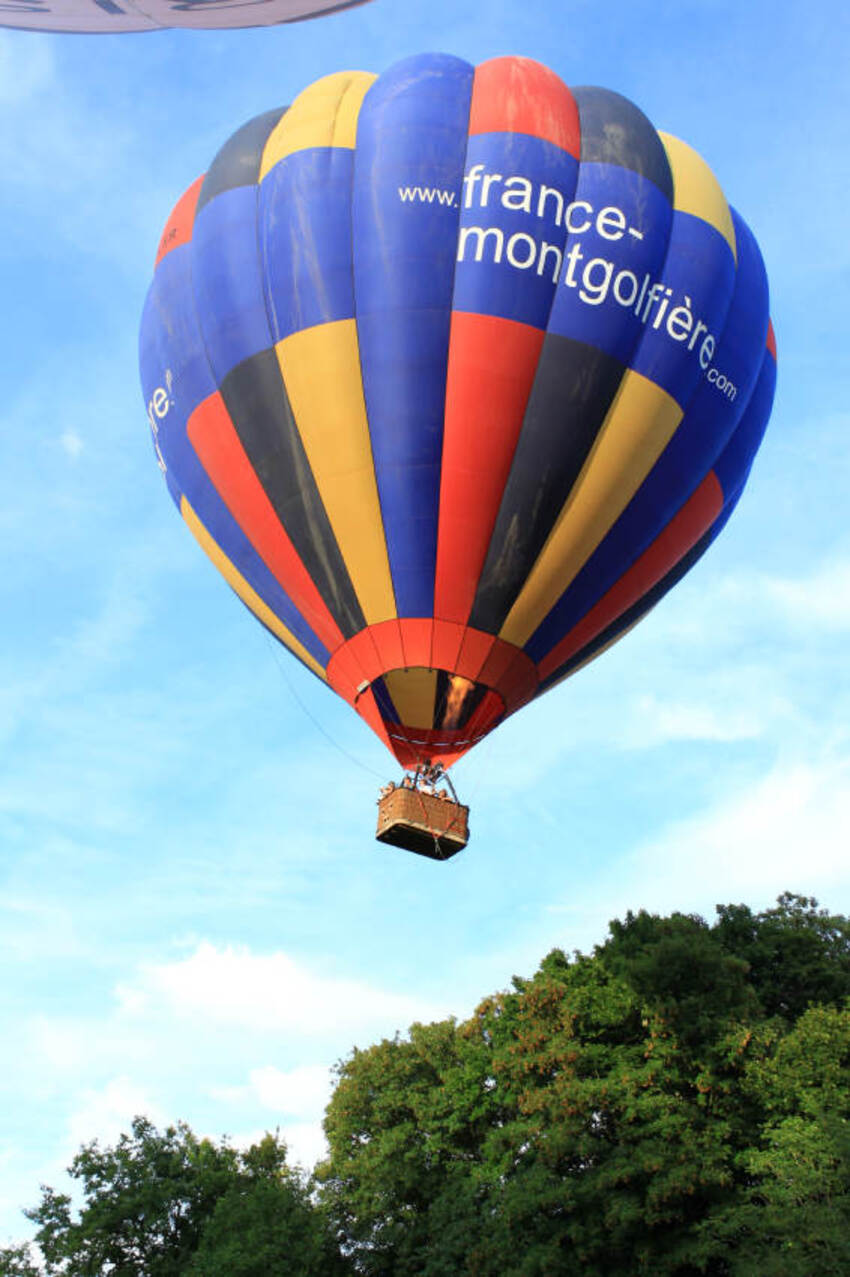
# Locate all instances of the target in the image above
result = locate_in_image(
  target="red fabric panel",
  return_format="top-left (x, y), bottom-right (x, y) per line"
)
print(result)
top-left (367, 619), bottom-right (406, 673)
top-left (327, 638), bottom-right (388, 706)
top-left (431, 618), bottom-right (467, 673)
top-left (497, 650), bottom-right (539, 712)
top-left (537, 472), bottom-right (725, 682)
top-left (435, 314), bottom-right (544, 624)
top-left (436, 749), bottom-right (468, 768)
top-left (386, 727), bottom-right (430, 768)
top-left (455, 627), bottom-right (497, 682)
top-left (343, 628), bottom-right (386, 683)
top-left (397, 618), bottom-right (434, 670)
top-left (382, 714), bottom-right (502, 768)
top-left (386, 734), bottom-right (425, 769)
top-left (326, 645), bottom-right (366, 705)
top-left (468, 57), bottom-right (580, 157)
top-left (477, 638), bottom-right (522, 692)
top-left (463, 689), bottom-right (505, 742)
top-left (187, 392), bottom-right (344, 654)
top-left (353, 688), bottom-right (394, 756)
top-left (766, 319), bottom-right (777, 360)
top-left (155, 176), bottom-right (203, 268)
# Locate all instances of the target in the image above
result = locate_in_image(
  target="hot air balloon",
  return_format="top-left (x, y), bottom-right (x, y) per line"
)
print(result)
top-left (1, 0), bottom-right (368, 32)
top-left (139, 54), bottom-right (776, 858)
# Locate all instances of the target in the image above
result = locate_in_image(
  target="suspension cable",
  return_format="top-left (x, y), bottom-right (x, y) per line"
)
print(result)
top-left (263, 634), bottom-right (387, 781)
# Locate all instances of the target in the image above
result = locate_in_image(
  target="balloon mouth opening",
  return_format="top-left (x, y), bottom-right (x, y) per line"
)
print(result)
top-left (360, 666), bottom-right (506, 768)
top-left (325, 620), bottom-right (539, 769)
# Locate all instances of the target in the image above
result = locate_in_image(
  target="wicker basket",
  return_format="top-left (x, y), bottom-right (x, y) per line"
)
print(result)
top-left (376, 785), bottom-right (469, 860)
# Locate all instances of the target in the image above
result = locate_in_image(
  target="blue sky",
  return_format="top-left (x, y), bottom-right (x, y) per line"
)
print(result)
top-left (1, 0), bottom-right (848, 1245)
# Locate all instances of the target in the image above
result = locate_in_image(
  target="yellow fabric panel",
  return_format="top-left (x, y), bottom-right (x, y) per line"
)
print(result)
top-left (330, 73), bottom-right (376, 149)
top-left (384, 668), bottom-right (438, 730)
top-left (181, 497), bottom-right (328, 683)
top-left (276, 321), bottom-right (396, 625)
top-left (500, 371), bottom-right (683, 648)
top-left (260, 70), bottom-right (376, 178)
top-left (659, 132), bottom-right (736, 262)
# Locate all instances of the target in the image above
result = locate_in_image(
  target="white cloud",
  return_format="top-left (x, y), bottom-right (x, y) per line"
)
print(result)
top-left (26, 1014), bottom-right (124, 1090)
top-left (210, 1063), bottom-right (333, 1120)
top-left (534, 746), bottom-right (850, 971)
top-left (0, 1146), bottom-right (24, 1224)
top-left (130, 942), bottom-right (448, 1036)
top-left (280, 1121), bottom-right (328, 1171)
top-left (761, 560), bottom-right (850, 630)
top-left (617, 691), bottom-right (765, 748)
top-left (208, 1065), bottom-right (334, 1172)
top-left (649, 556), bottom-right (850, 648)
top-left (222, 1121), bottom-right (328, 1174)
top-left (604, 751), bottom-right (850, 920)
top-left (65, 1077), bottom-right (167, 1155)
top-left (2, 943), bottom-right (449, 1226)
top-left (8, 943), bottom-right (449, 1152)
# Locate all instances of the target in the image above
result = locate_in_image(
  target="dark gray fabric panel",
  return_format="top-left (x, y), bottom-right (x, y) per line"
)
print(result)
top-left (197, 109), bottom-right (287, 214)
top-left (219, 348), bottom-right (366, 638)
top-left (468, 336), bottom-right (626, 635)
top-left (573, 86), bottom-right (674, 202)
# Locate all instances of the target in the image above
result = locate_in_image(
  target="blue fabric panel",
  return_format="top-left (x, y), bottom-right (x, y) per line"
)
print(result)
top-left (631, 210), bottom-right (736, 406)
top-left (164, 468), bottom-right (183, 509)
top-left (352, 52), bottom-right (474, 617)
top-left (451, 132), bottom-right (578, 327)
top-left (526, 208), bottom-right (769, 664)
top-left (261, 146), bottom-right (356, 340)
top-left (139, 243), bottom-right (217, 495)
top-left (714, 343), bottom-right (777, 499)
top-left (370, 677), bottom-right (401, 724)
top-left (139, 244), bottom-right (330, 668)
top-left (191, 186), bottom-right (272, 381)
top-left (546, 163), bottom-right (672, 365)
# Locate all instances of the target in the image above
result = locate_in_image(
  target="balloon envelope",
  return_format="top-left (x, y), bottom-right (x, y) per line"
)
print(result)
top-left (1, 0), bottom-right (368, 31)
top-left (139, 55), bottom-right (776, 769)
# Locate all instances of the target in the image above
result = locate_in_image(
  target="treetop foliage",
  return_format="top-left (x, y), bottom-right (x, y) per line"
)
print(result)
top-left (1, 1120), bottom-right (347, 1277)
top-left (318, 893), bottom-right (850, 1276)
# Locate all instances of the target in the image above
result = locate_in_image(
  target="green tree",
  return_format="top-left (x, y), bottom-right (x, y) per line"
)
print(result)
top-left (713, 893), bottom-right (850, 1020)
top-left (457, 946), bottom-right (751, 1276)
top-left (703, 1003), bottom-right (850, 1275)
top-left (320, 896), bottom-right (850, 1276)
top-left (186, 1133), bottom-right (349, 1277)
top-left (0, 1243), bottom-right (41, 1277)
top-left (319, 1018), bottom-right (499, 1275)
top-left (24, 1118), bottom-right (346, 1276)
top-left (321, 944), bottom-right (750, 1274)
